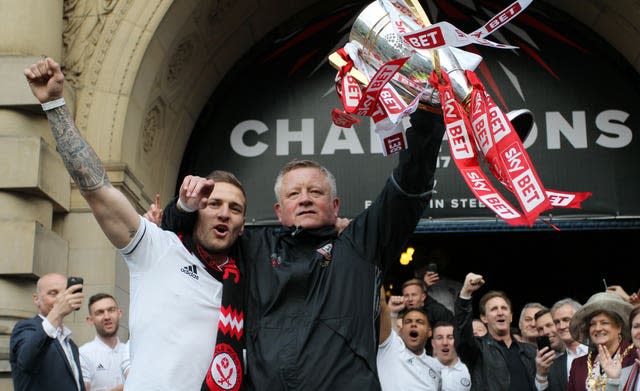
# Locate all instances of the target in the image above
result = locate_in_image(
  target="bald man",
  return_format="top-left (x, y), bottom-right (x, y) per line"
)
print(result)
top-left (10, 273), bottom-right (86, 391)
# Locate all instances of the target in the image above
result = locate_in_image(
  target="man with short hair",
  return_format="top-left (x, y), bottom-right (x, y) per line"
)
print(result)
top-left (519, 302), bottom-right (546, 345)
top-left (10, 273), bottom-right (85, 391)
top-left (533, 308), bottom-right (566, 391)
top-left (401, 278), bottom-right (454, 334)
top-left (79, 293), bottom-right (128, 391)
top-left (454, 272), bottom-right (537, 390)
top-left (397, 279), bottom-right (451, 355)
top-left (431, 321), bottom-right (472, 391)
top-left (162, 105), bottom-right (446, 388)
top-left (378, 293), bottom-right (441, 390)
top-left (24, 57), bottom-right (247, 390)
top-left (549, 298), bottom-right (587, 382)
top-left (534, 307), bottom-right (567, 391)
top-left (402, 278), bottom-right (453, 324)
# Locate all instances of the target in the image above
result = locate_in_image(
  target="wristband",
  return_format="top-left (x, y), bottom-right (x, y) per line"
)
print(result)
top-left (177, 198), bottom-right (197, 213)
top-left (41, 98), bottom-right (66, 111)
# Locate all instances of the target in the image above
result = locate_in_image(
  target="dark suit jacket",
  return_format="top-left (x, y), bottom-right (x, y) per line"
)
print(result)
top-left (546, 351), bottom-right (568, 391)
top-left (10, 315), bottom-right (86, 391)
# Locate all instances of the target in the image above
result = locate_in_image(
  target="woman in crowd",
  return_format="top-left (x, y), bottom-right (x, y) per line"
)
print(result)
top-left (600, 306), bottom-right (640, 390)
top-left (567, 292), bottom-right (637, 391)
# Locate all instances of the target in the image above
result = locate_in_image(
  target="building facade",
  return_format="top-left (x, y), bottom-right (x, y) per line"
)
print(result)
top-left (0, 1), bottom-right (638, 389)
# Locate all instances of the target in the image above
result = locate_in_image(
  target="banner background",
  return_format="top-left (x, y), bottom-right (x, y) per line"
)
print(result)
top-left (179, 0), bottom-right (640, 226)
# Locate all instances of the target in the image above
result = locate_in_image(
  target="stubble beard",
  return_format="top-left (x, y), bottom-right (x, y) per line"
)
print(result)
top-left (97, 323), bottom-right (119, 339)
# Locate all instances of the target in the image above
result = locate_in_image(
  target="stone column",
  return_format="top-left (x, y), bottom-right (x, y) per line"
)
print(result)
top-left (0, 1), bottom-right (66, 388)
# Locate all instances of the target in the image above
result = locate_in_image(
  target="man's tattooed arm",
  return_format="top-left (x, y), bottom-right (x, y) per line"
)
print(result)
top-left (46, 105), bottom-right (110, 192)
top-left (25, 56), bottom-right (140, 249)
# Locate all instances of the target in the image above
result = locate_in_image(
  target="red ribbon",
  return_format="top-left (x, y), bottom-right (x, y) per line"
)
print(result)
top-left (429, 69), bottom-right (591, 227)
top-left (330, 51), bottom-right (590, 226)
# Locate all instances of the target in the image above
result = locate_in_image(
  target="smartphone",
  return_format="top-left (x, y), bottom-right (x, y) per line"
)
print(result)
top-left (536, 335), bottom-right (551, 351)
top-left (426, 262), bottom-right (438, 273)
top-left (67, 276), bottom-right (84, 293)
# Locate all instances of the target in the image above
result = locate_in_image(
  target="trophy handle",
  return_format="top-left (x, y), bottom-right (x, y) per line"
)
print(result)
top-left (405, 0), bottom-right (431, 27)
top-left (506, 109), bottom-right (535, 141)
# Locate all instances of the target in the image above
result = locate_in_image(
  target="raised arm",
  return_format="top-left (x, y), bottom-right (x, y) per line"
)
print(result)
top-left (161, 175), bottom-right (214, 232)
top-left (392, 108), bottom-right (446, 195)
top-left (24, 58), bottom-right (139, 249)
top-left (379, 288), bottom-right (392, 344)
top-left (454, 272), bottom-right (485, 366)
top-left (343, 108), bottom-right (446, 269)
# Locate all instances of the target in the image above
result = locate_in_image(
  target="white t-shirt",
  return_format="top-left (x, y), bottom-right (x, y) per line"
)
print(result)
top-left (441, 358), bottom-right (472, 391)
top-left (79, 337), bottom-right (128, 391)
top-left (377, 330), bottom-right (442, 391)
top-left (120, 217), bottom-right (223, 390)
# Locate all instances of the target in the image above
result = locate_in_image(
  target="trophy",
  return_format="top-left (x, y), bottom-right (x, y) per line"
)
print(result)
top-left (329, 0), bottom-right (591, 227)
top-left (329, 0), bottom-right (534, 140)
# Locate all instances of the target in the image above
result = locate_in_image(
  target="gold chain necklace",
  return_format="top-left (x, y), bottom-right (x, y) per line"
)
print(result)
top-left (586, 343), bottom-right (635, 391)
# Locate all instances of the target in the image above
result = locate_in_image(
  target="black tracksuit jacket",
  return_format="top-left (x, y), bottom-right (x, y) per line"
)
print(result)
top-left (162, 109), bottom-right (445, 390)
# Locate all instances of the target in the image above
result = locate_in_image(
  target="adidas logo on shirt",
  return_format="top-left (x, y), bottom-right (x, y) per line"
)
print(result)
top-left (97, 363), bottom-right (106, 371)
top-left (180, 264), bottom-right (199, 280)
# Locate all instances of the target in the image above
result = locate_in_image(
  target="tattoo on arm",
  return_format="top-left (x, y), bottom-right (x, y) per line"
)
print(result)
top-left (47, 105), bottom-right (111, 191)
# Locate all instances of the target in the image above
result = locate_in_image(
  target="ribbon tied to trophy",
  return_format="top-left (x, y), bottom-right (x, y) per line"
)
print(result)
top-left (329, 0), bottom-right (591, 227)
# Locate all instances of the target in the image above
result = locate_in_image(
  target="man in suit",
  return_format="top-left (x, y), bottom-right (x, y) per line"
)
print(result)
top-left (549, 298), bottom-right (588, 382)
top-left (534, 307), bottom-right (566, 391)
top-left (10, 272), bottom-right (86, 391)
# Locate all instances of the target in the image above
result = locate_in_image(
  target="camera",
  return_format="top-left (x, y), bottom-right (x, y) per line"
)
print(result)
top-left (67, 276), bottom-right (83, 293)
top-left (426, 262), bottom-right (438, 273)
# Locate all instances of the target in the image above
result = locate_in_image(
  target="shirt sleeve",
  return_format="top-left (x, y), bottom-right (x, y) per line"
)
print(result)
top-left (535, 377), bottom-right (549, 390)
top-left (40, 317), bottom-right (59, 338)
top-left (121, 341), bottom-right (131, 378)
top-left (80, 351), bottom-right (94, 383)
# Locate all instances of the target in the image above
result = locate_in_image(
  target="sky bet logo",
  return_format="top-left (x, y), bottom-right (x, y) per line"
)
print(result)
top-left (181, 264), bottom-right (199, 280)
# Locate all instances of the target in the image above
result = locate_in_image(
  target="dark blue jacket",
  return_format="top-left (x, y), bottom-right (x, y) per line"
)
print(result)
top-left (10, 315), bottom-right (85, 391)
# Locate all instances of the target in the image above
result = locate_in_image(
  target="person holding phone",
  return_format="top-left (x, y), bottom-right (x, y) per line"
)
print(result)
top-left (9, 272), bottom-right (86, 391)
top-left (418, 254), bottom-right (462, 314)
top-left (534, 307), bottom-right (567, 391)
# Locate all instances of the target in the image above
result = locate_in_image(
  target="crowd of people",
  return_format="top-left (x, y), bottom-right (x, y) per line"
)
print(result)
top-left (9, 56), bottom-right (640, 391)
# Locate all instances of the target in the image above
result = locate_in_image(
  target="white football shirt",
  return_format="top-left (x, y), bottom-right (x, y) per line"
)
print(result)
top-left (120, 217), bottom-right (223, 390)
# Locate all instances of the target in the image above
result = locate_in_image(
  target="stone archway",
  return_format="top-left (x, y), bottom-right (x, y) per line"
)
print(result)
top-left (0, 0), bottom-right (323, 384)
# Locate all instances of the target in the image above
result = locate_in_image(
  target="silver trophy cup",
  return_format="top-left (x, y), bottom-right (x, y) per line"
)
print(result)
top-left (341, 0), bottom-right (533, 140)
